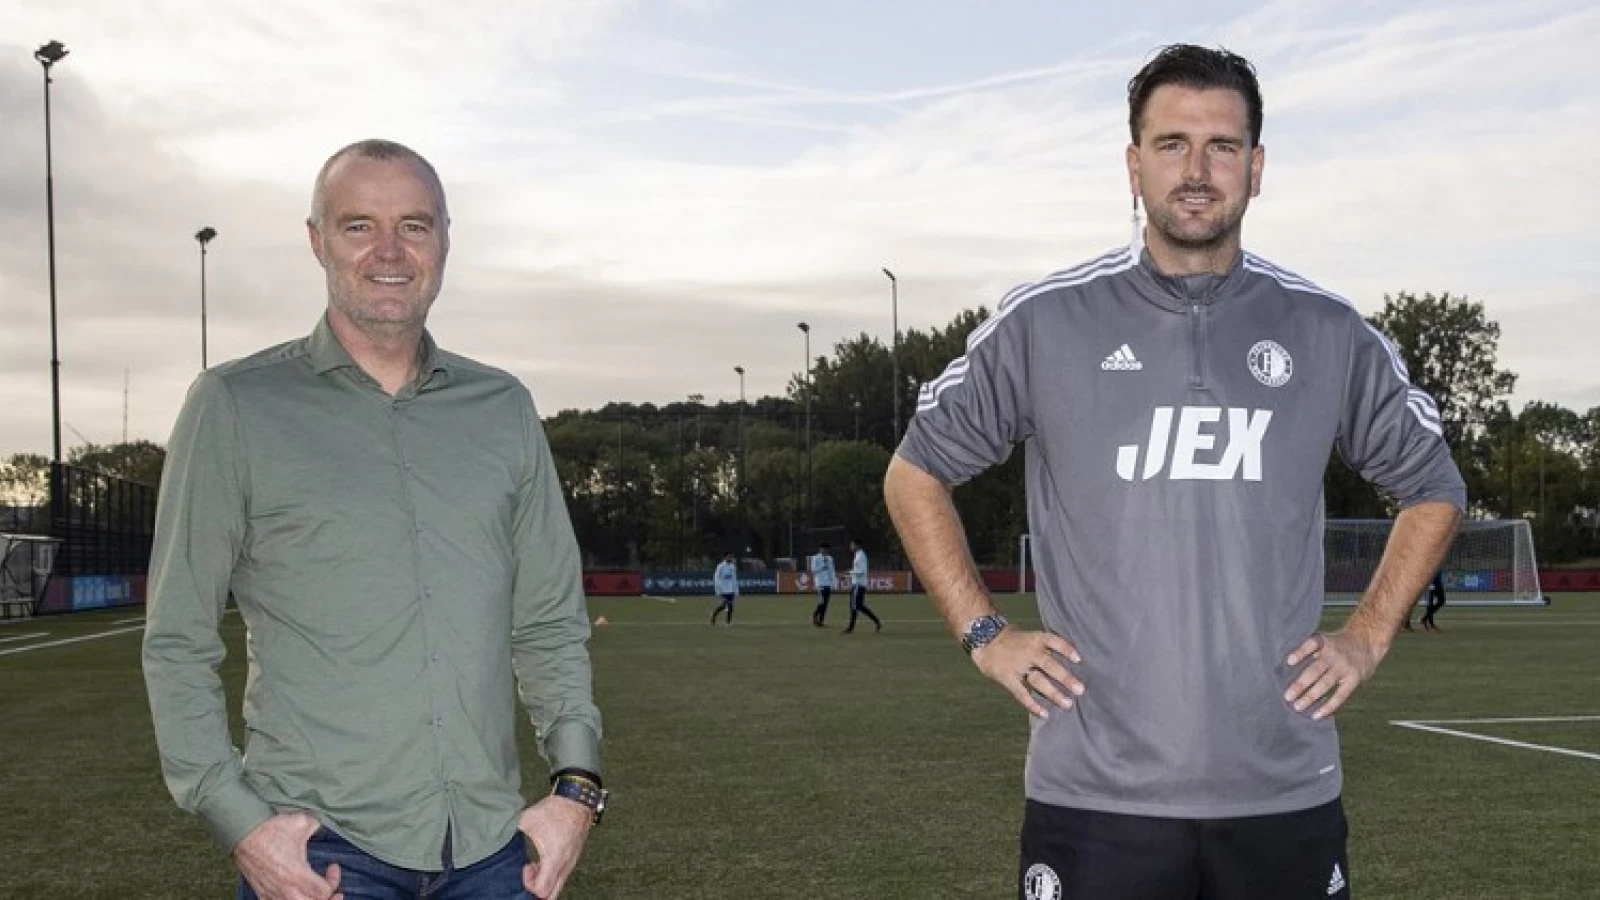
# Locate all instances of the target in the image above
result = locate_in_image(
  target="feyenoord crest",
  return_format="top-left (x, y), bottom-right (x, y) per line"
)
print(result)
top-left (1023, 863), bottom-right (1062, 900)
top-left (1248, 340), bottom-right (1293, 387)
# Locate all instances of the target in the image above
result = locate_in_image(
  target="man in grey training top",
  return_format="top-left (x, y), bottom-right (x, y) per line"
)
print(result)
top-left (144, 139), bottom-right (605, 900)
top-left (885, 45), bottom-right (1462, 899)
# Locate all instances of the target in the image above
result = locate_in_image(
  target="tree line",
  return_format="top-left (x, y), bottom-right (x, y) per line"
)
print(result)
top-left (4, 292), bottom-right (1597, 568)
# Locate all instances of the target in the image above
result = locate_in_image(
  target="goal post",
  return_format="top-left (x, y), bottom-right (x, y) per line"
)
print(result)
top-left (1018, 533), bottom-right (1031, 594)
top-left (1, 533), bottom-right (61, 618)
top-left (1325, 518), bottom-right (1544, 607)
top-left (1017, 518), bottom-right (1544, 606)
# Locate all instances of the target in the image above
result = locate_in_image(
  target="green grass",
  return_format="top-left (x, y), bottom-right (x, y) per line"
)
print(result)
top-left (1, 595), bottom-right (1597, 899)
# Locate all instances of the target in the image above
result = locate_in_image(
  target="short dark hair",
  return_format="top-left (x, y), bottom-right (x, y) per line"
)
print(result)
top-left (1127, 44), bottom-right (1263, 147)
top-left (819, 543), bottom-right (831, 551)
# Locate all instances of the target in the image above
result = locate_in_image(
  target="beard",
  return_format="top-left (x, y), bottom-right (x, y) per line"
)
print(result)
top-left (1144, 184), bottom-right (1249, 251)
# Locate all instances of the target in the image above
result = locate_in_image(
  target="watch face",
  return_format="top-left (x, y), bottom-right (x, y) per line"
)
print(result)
top-left (966, 615), bottom-right (1006, 648)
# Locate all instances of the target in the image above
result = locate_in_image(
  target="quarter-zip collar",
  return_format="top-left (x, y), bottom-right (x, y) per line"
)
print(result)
top-left (1130, 246), bottom-right (1250, 313)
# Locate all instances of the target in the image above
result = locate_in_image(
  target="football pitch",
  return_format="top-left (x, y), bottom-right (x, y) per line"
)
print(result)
top-left (1, 593), bottom-right (1597, 899)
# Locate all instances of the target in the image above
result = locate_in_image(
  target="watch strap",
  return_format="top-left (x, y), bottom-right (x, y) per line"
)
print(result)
top-left (551, 774), bottom-right (608, 824)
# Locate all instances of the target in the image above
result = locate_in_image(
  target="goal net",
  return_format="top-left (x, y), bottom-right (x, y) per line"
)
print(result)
top-left (1, 533), bottom-right (61, 617)
top-left (1018, 519), bottom-right (1544, 606)
top-left (1325, 518), bottom-right (1543, 607)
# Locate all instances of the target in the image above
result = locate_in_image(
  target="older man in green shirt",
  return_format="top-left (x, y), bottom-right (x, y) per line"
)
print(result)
top-left (143, 139), bottom-right (603, 900)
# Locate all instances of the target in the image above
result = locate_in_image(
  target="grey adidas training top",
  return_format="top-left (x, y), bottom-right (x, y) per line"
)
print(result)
top-left (897, 245), bottom-right (1466, 819)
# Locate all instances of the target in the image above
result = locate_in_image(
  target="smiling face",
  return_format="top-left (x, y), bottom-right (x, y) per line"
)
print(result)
top-left (308, 153), bottom-right (450, 333)
top-left (1127, 84), bottom-right (1263, 272)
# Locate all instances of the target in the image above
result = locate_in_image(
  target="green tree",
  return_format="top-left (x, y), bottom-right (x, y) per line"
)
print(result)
top-left (809, 440), bottom-right (894, 553)
top-left (743, 446), bottom-right (804, 561)
top-left (1505, 402), bottom-right (1597, 562)
top-left (537, 306), bottom-right (1030, 568)
top-left (1327, 291), bottom-right (1518, 519)
top-left (69, 441), bottom-right (168, 487)
top-left (0, 454), bottom-right (51, 508)
top-left (1368, 292), bottom-right (1516, 445)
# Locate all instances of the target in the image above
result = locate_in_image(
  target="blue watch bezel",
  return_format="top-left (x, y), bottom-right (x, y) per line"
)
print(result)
top-left (961, 614), bottom-right (1009, 654)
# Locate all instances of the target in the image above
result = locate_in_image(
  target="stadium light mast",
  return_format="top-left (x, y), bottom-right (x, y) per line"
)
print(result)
top-left (882, 267), bottom-right (899, 444)
top-left (734, 365), bottom-right (746, 560)
top-left (195, 226), bottom-right (217, 369)
top-left (36, 40), bottom-right (68, 465)
top-left (687, 393), bottom-right (704, 532)
top-left (797, 322), bottom-right (811, 533)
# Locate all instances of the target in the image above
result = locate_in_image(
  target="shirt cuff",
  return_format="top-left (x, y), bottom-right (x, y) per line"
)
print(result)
top-left (196, 776), bottom-right (277, 851)
top-left (543, 720), bottom-right (603, 778)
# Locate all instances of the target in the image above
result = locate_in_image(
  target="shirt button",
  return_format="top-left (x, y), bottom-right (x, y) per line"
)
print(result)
top-left (433, 717), bottom-right (444, 729)
top-left (430, 653), bottom-right (441, 665)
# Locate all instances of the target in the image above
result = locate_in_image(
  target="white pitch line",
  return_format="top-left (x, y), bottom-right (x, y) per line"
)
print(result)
top-left (1391, 721), bottom-right (1600, 762)
top-left (1405, 620), bottom-right (1600, 626)
top-left (113, 616), bottom-right (146, 625)
top-left (0, 632), bottom-right (48, 644)
top-left (0, 625), bottom-right (144, 657)
top-left (597, 618), bottom-right (959, 628)
top-left (1400, 716), bottom-right (1600, 725)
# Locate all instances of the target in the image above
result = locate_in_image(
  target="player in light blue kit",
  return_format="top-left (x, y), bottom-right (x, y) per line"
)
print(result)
top-left (710, 552), bottom-right (739, 625)
top-left (842, 538), bottom-right (882, 634)
top-left (810, 543), bottom-right (838, 627)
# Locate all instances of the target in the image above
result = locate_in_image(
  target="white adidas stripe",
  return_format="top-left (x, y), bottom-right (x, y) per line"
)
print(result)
top-left (1407, 397), bottom-right (1444, 436)
top-left (1242, 254), bottom-right (1443, 436)
top-left (1409, 389), bottom-right (1441, 419)
top-left (918, 249), bottom-right (1137, 412)
top-left (957, 249), bottom-right (1134, 360)
top-left (1244, 255), bottom-right (1415, 383)
top-left (917, 358), bottom-right (969, 405)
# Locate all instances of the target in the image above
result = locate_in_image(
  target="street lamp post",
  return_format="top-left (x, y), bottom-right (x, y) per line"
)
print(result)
top-left (36, 40), bottom-right (68, 465)
top-left (195, 226), bottom-right (217, 369)
top-left (688, 393), bottom-right (704, 533)
top-left (734, 366), bottom-right (746, 559)
top-left (882, 267), bottom-right (899, 445)
top-left (796, 322), bottom-right (811, 533)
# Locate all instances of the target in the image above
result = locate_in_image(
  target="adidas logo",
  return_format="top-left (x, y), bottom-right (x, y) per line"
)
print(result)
top-left (1326, 863), bottom-right (1346, 895)
top-left (1101, 344), bottom-right (1143, 371)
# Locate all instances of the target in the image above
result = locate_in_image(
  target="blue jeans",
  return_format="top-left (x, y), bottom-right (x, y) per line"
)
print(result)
top-left (238, 828), bottom-right (531, 900)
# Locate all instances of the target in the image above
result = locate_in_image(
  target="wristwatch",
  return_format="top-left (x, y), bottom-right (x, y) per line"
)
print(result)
top-left (551, 774), bottom-right (609, 825)
top-left (960, 614), bottom-right (1009, 654)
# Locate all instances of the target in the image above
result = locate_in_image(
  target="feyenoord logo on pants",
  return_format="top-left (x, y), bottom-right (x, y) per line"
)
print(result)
top-left (1022, 863), bottom-right (1061, 900)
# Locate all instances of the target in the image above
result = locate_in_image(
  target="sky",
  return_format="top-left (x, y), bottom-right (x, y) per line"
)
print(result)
top-left (1, 0), bottom-right (1596, 457)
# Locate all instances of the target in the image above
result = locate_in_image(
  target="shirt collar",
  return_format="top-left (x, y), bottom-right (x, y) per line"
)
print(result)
top-left (1134, 247), bottom-right (1249, 311)
top-left (307, 314), bottom-right (453, 384)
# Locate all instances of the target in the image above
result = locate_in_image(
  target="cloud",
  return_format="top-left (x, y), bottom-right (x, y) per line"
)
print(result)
top-left (0, 0), bottom-right (1596, 459)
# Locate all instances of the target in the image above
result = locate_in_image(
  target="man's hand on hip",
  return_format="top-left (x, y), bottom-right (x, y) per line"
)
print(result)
top-left (519, 793), bottom-right (594, 900)
top-left (972, 627), bottom-right (1084, 718)
top-left (1284, 628), bottom-right (1389, 720)
top-left (234, 812), bottom-right (342, 900)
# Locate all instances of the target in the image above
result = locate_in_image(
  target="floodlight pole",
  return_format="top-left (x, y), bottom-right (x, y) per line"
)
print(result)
top-left (196, 226), bottom-right (217, 369)
top-left (882, 268), bottom-right (899, 444)
top-left (36, 40), bottom-right (69, 465)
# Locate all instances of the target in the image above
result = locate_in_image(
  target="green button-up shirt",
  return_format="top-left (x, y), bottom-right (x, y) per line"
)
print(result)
top-left (143, 316), bottom-right (601, 870)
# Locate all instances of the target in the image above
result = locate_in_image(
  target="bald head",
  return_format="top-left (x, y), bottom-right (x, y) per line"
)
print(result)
top-left (310, 139), bottom-right (448, 228)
